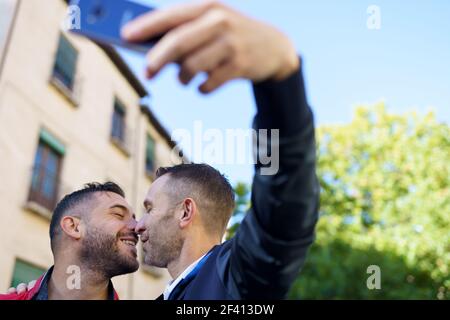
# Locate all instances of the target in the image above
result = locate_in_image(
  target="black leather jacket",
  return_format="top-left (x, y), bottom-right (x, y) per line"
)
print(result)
top-left (168, 64), bottom-right (319, 300)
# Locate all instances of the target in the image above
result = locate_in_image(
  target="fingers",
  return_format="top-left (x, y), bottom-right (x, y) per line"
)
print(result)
top-left (7, 280), bottom-right (36, 295)
top-left (7, 287), bottom-right (17, 294)
top-left (122, 0), bottom-right (219, 41)
top-left (122, 0), bottom-right (294, 92)
top-left (27, 280), bottom-right (37, 291)
top-left (145, 8), bottom-right (230, 78)
top-left (16, 283), bottom-right (27, 294)
top-left (199, 61), bottom-right (239, 94)
top-left (178, 36), bottom-right (233, 85)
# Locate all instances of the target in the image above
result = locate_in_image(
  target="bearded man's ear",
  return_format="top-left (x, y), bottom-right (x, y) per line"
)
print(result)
top-left (60, 216), bottom-right (82, 240)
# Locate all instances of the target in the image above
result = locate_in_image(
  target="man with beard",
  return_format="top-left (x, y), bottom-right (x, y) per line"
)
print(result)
top-left (127, 1), bottom-right (319, 299)
top-left (1, 182), bottom-right (139, 300)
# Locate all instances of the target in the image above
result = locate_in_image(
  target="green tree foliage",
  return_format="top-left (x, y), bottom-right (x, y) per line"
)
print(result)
top-left (230, 103), bottom-right (450, 299)
top-left (227, 182), bottom-right (250, 239)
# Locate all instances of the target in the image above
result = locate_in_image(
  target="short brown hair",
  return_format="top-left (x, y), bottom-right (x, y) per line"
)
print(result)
top-left (156, 164), bottom-right (235, 237)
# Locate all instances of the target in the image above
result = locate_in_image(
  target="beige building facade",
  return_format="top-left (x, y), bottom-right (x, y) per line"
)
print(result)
top-left (0, 0), bottom-right (182, 299)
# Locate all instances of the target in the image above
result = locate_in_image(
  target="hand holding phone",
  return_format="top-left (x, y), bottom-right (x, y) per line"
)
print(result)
top-left (70, 0), bottom-right (299, 95)
top-left (121, 1), bottom-right (299, 92)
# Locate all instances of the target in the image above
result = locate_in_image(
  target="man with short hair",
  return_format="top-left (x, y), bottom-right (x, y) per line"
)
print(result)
top-left (129, 1), bottom-right (320, 299)
top-left (1, 182), bottom-right (138, 300)
top-left (138, 164), bottom-right (235, 273)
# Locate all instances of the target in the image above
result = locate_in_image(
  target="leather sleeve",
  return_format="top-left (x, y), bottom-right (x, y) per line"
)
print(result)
top-left (226, 64), bottom-right (320, 299)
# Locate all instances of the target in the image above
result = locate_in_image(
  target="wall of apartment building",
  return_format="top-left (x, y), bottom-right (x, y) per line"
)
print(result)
top-left (0, 0), bottom-right (179, 299)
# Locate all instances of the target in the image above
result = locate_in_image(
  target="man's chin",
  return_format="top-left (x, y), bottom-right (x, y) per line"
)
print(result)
top-left (143, 256), bottom-right (165, 269)
top-left (128, 261), bottom-right (140, 273)
top-left (113, 249), bottom-right (140, 275)
top-left (114, 258), bottom-right (139, 275)
top-left (123, 252), bottom-right (140, 270)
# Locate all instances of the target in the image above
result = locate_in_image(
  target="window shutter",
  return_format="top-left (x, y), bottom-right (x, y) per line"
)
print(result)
top-left (54, 35), bottom-right (77, 88)
top-left (146, 135), bottom-right (155, 172)
top-left (39, 128), bottom-right (65, 155)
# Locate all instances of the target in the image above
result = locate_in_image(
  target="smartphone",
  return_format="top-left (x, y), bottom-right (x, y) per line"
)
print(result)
top-left (68, 0), bottom-right (160, 53)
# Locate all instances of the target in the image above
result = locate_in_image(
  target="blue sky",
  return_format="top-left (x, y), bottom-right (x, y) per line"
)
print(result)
top-left (120, 0), bottom-right (450, 185)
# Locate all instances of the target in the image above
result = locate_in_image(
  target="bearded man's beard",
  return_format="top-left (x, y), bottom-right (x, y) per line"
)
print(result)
top-left (79, 227), bottom-right (139, 278)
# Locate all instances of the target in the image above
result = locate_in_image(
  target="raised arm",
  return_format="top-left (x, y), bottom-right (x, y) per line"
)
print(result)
top-left (229, 62), bottom-right (320, 299)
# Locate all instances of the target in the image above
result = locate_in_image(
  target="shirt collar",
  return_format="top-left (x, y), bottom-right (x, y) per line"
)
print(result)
top-left (163, 254), bottom-right (206, 300)
top-left (32, 266), bottom-right (117, 300)
top-left (32, 267), bottom-right (52, 300)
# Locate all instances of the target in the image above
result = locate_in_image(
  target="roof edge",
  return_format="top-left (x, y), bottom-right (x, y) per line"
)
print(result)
top-left (140, 104), bottom-right (188, 164)
top-left (97, 43), bottom-right (148, 98)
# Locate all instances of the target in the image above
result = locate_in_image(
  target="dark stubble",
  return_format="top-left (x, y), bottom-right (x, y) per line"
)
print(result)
top-left (80, 226), bottom-right (139, 278)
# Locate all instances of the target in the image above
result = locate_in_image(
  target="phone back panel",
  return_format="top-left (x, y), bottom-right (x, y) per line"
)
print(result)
top-left (68, 0), bottom-right (158, 53)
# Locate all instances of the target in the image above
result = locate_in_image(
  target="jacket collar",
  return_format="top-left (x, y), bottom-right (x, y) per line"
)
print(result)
top-left (31, 266), bottom-right (119, 300)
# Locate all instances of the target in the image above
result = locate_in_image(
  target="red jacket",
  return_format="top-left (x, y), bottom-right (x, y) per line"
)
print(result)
top-left (0, 274), bottom-right (47, 300)
top-left (0, 271), bottom-right (119, 300)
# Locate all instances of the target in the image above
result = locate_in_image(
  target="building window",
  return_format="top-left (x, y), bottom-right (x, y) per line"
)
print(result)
top-left (111, 100), bottom-right (126, 144)
top-left (10, 259), bottom-right (46, 288)
top-left (28, 129), bottom-right (65, 211)
top-left (145, 134), bottom-right (155, 175)
top-left (52, 34), bottom-right (78, 91)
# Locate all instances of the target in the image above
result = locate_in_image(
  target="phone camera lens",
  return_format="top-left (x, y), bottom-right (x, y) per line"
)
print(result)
top-left (87, 4), bottom-right (105, 24)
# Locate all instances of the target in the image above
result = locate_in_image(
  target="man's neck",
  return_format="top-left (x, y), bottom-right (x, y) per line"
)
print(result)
top-left (48, 263), bottom-right (110, 300)
top-left (167, 237), bottom-right (220, 280)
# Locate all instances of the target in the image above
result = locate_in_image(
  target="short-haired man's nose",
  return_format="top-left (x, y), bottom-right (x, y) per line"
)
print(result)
top-left (135, 217), bottom-right (146, 235)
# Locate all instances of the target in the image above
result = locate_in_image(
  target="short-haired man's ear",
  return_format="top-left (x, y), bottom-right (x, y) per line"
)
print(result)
top-left (179, 198), bottom-right (197, 229)
top-left (60, 216), bottom-right (82, 240)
